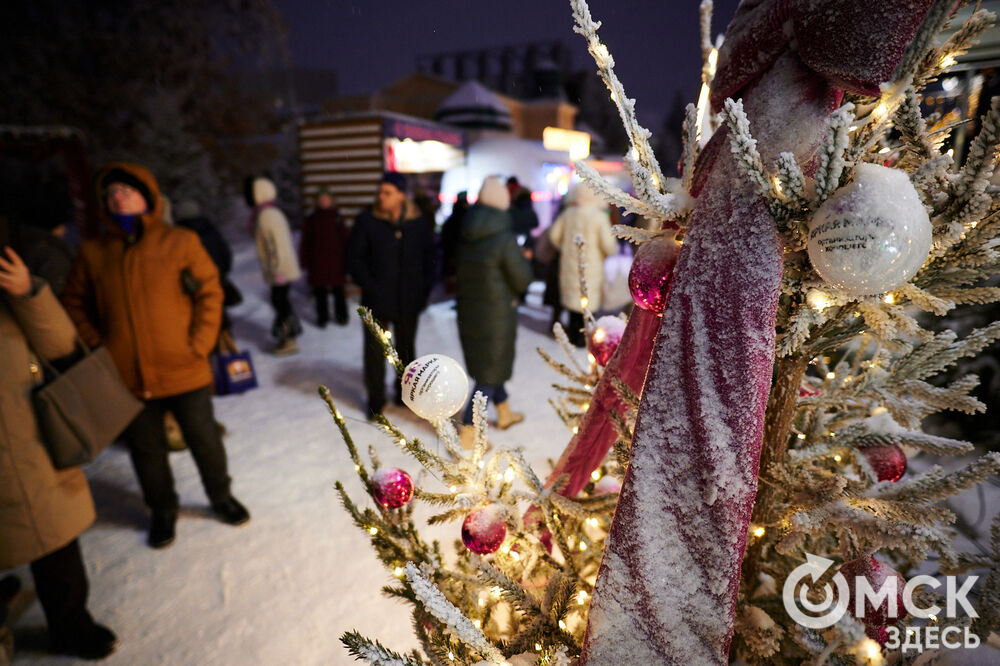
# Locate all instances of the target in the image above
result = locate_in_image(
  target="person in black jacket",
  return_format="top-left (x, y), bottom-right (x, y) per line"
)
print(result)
top-left (347, 172), bottom-right (436, 418)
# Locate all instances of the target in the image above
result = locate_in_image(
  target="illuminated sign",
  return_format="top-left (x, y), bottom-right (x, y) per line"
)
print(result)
top-left (542, 127), bottom-right (591, 161)
top-left (384, 138), bottom-right (465, 174)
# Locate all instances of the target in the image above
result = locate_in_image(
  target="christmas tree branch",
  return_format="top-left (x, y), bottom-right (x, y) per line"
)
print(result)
top-left (404, 564), bottom-right (506, 664)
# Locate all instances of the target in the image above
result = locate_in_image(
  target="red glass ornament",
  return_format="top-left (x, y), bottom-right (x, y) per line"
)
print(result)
top-left (371, 467), bottom-right (414, 509)
top-left (839, 555), bottom-right (906, 645)
top-left (587, 315), bottom-right (627, 366)
top-left (859, 443), bottom-right (907, 482)
top-left (461, 505), bottom-right (507, 555)
top-left (627, 237), bottom-right (680, 314)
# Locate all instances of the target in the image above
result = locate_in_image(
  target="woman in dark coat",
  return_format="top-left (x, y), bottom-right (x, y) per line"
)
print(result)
top-left (299, 188), bottom-right (350, 326)
top-left (456, 177), bottom-right (533, 442)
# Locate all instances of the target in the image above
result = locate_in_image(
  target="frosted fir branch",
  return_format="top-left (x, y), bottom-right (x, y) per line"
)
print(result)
top-left (621, 153), bottom-right (690, 221)
top-left (699, 0), bottom-right (714, 71)
top-left (777, 304), bottom-right (824, 357)
top-left (551, 322), bottom-right (593, 379)
top-left (853, 431), bottom-right (973, 457)
top-left (341, 631), bottom-right (424, 666)
top-left (814, 104), bottom-right (855, 204)
top-left (910, 154), bottom-right (955, 197)
top-left (433, 419), bottom-right (466, 463)
top-left (896, 374), bottom-right (984, 420)
top-left (894, 87), bottom-right (937, 169)
top-left (404, 564), bottom-right (506, 664)
top-left (890, 321), bottom-right (1000, 383)
top-left (954, 97), bottom-right (1000, 202)
top-left (720, 99), bottom-right (781, 206)
top-left (895, 283), bottom-right (955, 316)
top-left (612, 225), bottom-right (666, 245)
top-left (681, 103), bottom-right (700, 194)
top-left (376, 417), bottom-right (449, 474)
top-left (846, 497), bottom-right (955, 527)
top-left (319, 386), bottom-right (371, 486)
top-left (573, 234), bottom-right (596, 329)
top-left (573, 160), bottom-right (654, 219)
top-left (470, 391), bottom-right (490, 460)
top-left (536, 346), bottom-right (591, 385)
top-left (929, 286), bottom-right (1000, 306)
top-left (894, 0), bottom-right (956, 88)
top-left (787, 502), bottom-right (956, 563)
top-left (569, 0), bottom-right (666, 197)
top-left (609, 375), bottom-right (640, 412)
top-left (878, 453), bottom-right (1000, 504)
top-left (774, 152), bottom-right (807, 209)
top-left (735, 605), bottom-right (784, 661)
top-left (359, 307), bottom-right (405, 376)
top-left (914, 8), bottom-right (997, 91)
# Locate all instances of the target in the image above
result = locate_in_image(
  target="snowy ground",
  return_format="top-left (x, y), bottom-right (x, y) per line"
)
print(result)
top-left (8, 240), bottom-right (1000, 665)
top-left (8, 242), bottom-right (570, 665)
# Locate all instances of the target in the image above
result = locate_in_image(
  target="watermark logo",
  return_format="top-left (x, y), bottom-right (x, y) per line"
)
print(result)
top-left (782, 553), bottom-right (851, 629)
top-left (782, 553), bottom-right (981, 651)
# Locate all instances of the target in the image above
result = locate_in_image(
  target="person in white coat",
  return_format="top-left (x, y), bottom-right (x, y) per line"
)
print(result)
top-left (548, 183), bottom-right (618, 346)
top-left (245, 176), bottom-right (303, 355)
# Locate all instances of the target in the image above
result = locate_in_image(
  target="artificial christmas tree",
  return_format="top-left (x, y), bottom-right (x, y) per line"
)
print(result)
top-left (325, 1), bottom-right (1000, 664)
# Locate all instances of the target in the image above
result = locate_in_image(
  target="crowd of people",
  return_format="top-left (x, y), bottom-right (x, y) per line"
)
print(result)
top-left (0, 162), bottom-right (626, 661)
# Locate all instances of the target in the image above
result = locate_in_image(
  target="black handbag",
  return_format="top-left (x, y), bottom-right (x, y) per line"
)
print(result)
top-left (33, 341), bottom-right (144, 469)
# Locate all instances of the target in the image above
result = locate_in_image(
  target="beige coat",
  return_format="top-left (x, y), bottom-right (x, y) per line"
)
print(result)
top-left (251, 178), bottom-right (301, 286)
top-left (549, 184), bottom-right (619, 312)
top-left (0, 281), bottom-right (95, 569)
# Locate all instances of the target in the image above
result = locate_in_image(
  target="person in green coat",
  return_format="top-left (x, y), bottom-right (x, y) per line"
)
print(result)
top-left (456, 176), bottom-right (533, 442)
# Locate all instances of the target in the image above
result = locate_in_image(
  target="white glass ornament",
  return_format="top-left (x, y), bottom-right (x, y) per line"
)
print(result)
top-left (400, 354), bottom-right (469, 420)
top-left (807, 163), bottom-right (931, 297)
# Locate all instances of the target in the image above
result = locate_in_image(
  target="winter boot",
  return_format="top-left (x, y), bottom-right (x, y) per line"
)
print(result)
top-left (272, 337), bottom-right (299, 356)
top-left (494, 401), bottom-right (524, 430)
top-left (459, 424), bottom-right (477, 450)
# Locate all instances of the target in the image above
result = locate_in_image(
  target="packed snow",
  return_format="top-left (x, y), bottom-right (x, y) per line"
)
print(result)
top-left (8, 239), bottom-right (569, 665)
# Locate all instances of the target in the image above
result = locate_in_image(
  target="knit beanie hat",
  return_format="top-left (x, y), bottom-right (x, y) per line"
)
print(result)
top-left (381, 171), bottom-right (407, 193)
top-left (101, 168), bottom-right (154, 211)
top-left (477, 175), bottom-right (510, 211)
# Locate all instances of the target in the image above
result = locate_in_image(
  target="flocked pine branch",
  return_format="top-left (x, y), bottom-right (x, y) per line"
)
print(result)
top-left (569, 0), bottom-right (667, 212)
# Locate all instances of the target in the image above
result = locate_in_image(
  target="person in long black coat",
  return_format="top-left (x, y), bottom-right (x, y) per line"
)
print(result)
top-left (347, 172), bottom-right (436, 418)
top-left (456, 176), bottom-right (532, 438)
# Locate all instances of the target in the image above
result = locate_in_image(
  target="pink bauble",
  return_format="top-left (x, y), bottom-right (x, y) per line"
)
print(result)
top-left (371, 467), bottom-right (414, 509)
top-left (462, 505), bottom-right (507, 555)
top-left (587, 316), bottom-right (627, 366)
top-left (628, 237), bottom-right (680, 314)
top-left (859, 443), bottom-right (907, 482)
top-left (839, 555), bottom-right (906, 644)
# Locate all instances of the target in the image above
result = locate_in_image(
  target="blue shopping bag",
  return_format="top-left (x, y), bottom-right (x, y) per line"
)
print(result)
top-left (211, 332), bottom-right (258, 395)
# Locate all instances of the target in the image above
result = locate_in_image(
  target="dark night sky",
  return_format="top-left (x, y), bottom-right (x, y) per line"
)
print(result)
top-left (273, 0), bottom-right (743, 129)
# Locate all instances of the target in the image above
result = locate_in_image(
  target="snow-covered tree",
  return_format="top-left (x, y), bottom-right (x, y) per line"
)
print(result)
top-left (324, 2), bottom-right (1000, 664)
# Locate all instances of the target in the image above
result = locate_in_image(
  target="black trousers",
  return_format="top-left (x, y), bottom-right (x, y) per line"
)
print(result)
top-left (363, 312), bottom-right (418, 412)
top-left (269, 285), bottom-right (302, 341)
top-left (122, 386), bottom-right (232, 514)
top-left (29, 539), bottom-right (93, 640)
top-left (313, 286), bottom-right (347, 325)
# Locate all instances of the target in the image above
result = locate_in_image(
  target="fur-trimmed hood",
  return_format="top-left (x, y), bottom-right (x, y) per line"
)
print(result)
top-left (96, 161), bottom-right (164, 235)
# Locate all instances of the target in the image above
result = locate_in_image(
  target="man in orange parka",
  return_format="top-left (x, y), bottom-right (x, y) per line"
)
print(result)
top-left (62, 162), bottom-right (249, 549)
